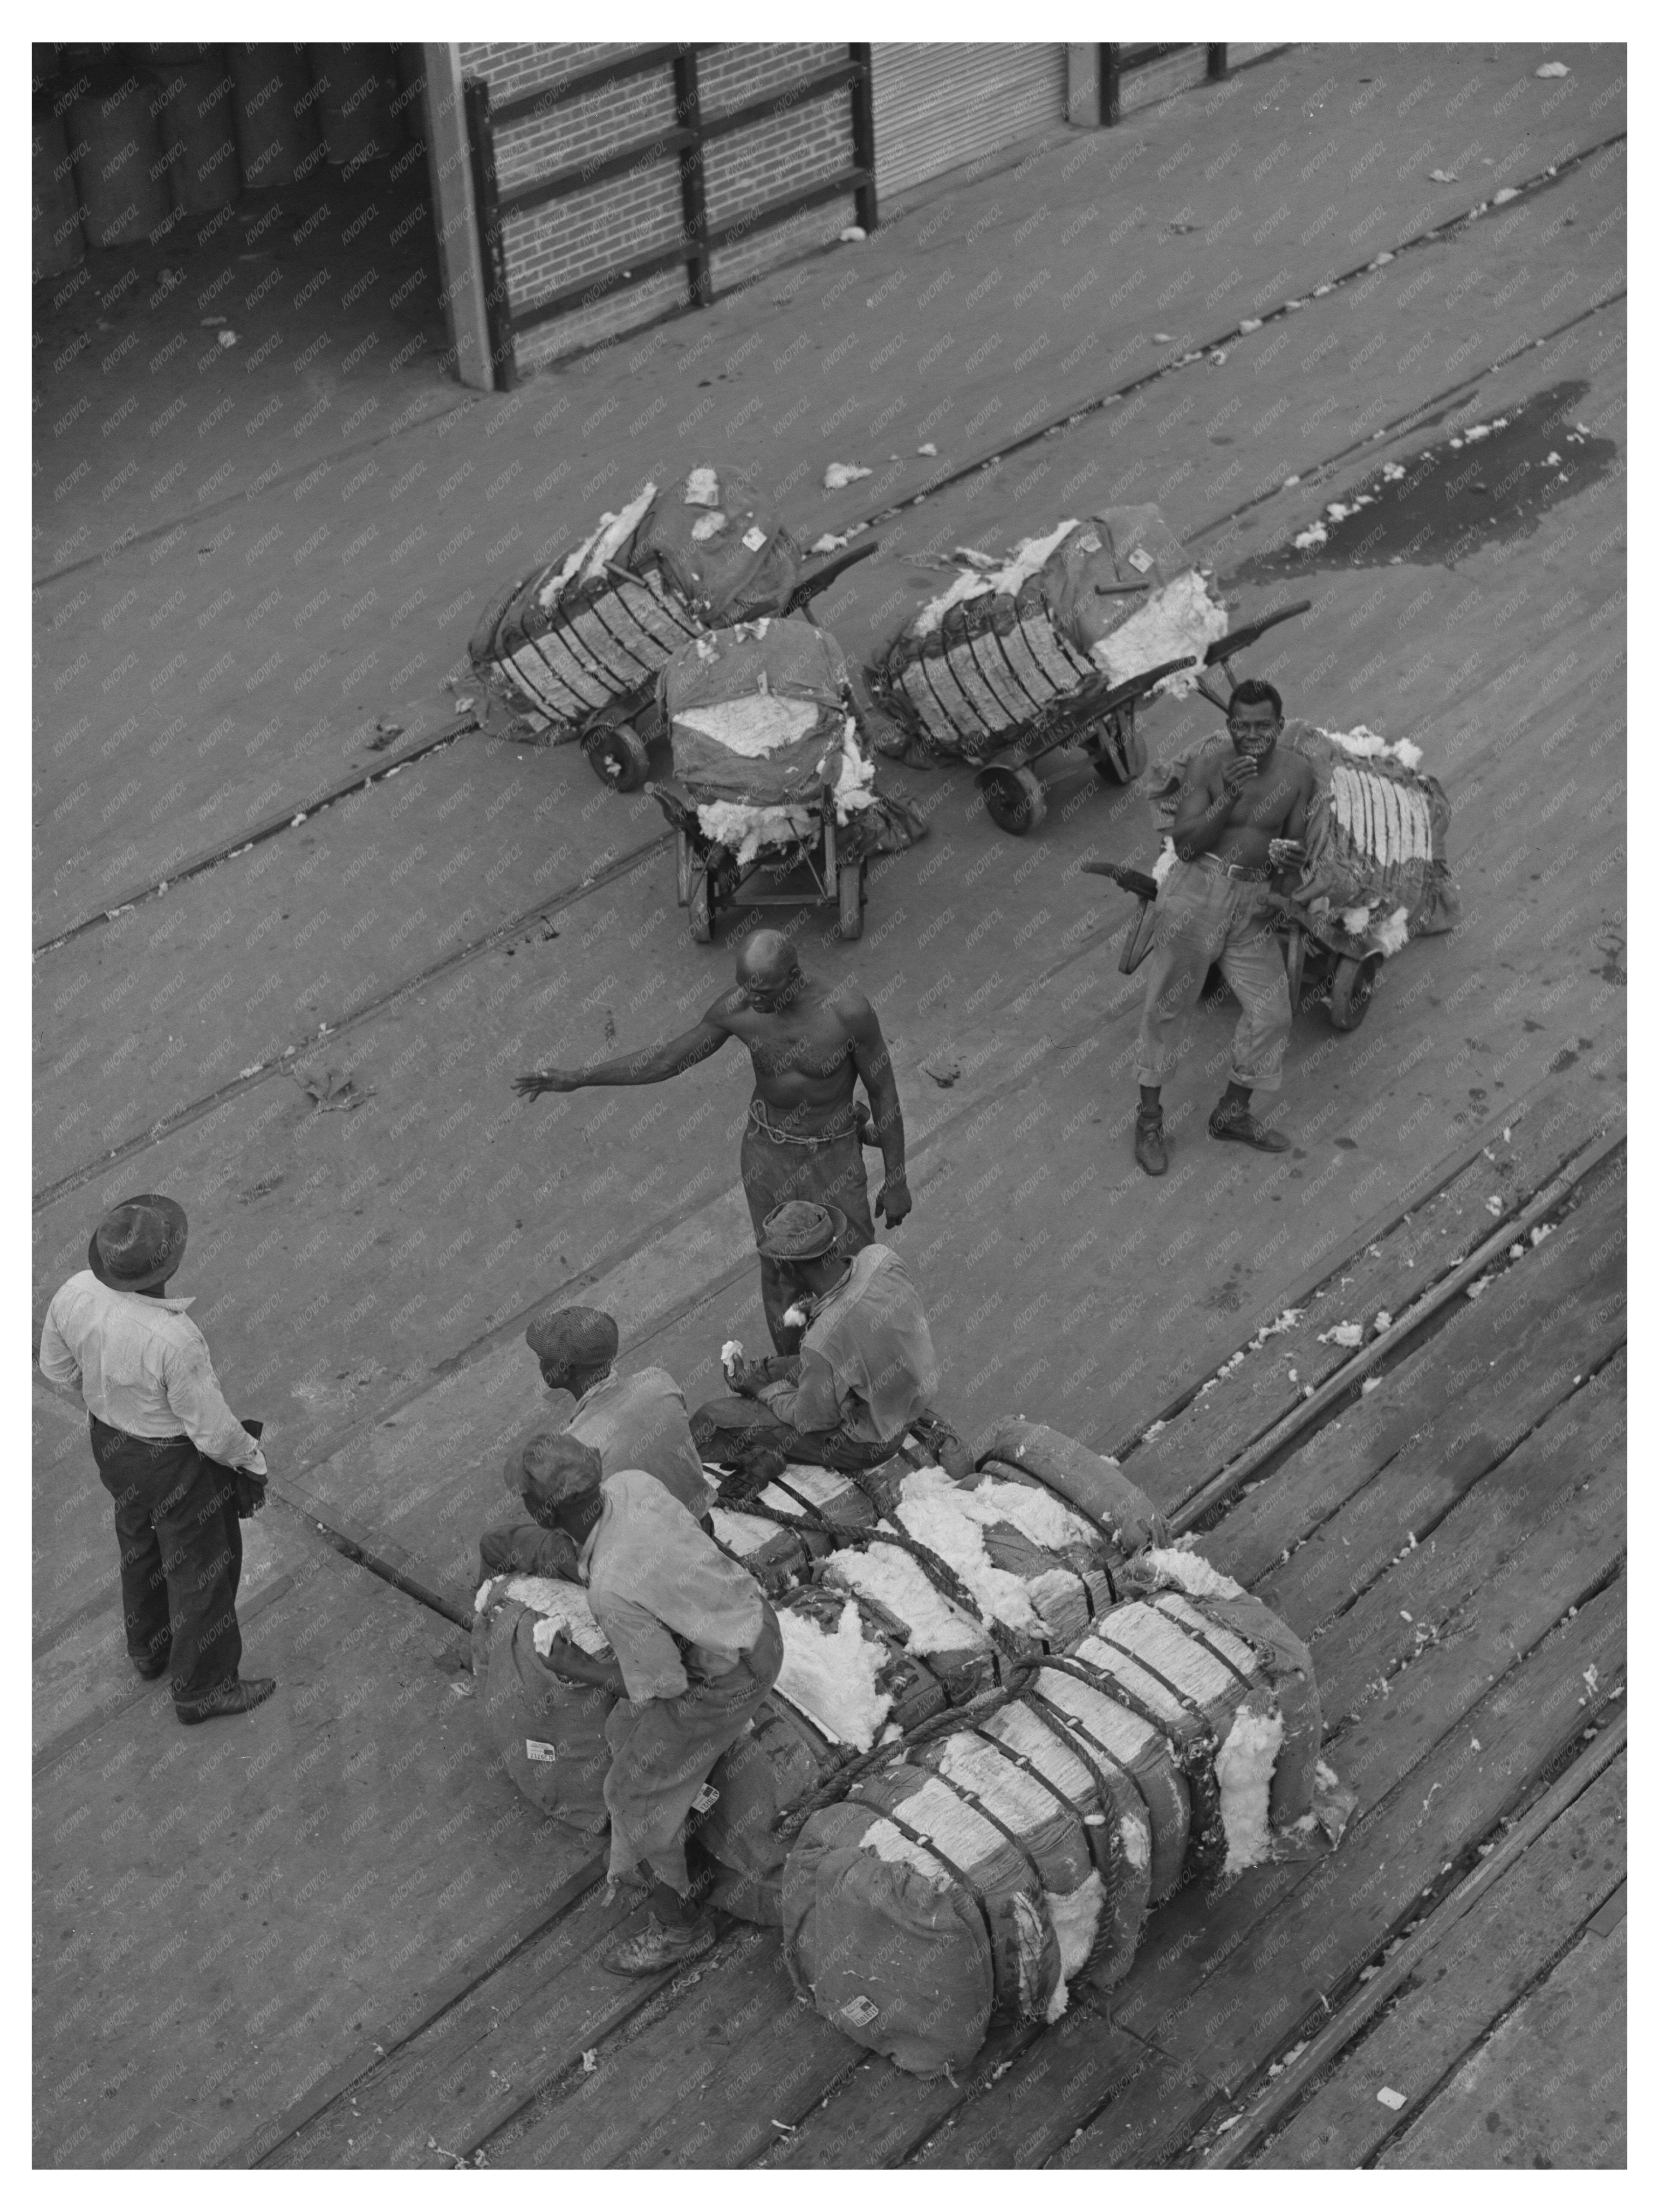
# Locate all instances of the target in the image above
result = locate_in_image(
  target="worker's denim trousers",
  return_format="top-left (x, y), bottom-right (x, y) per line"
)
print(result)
top-left (90, 1418), bottom-right (243, 1703)
top-left (1134, 859), bottom-right (1292, 1093)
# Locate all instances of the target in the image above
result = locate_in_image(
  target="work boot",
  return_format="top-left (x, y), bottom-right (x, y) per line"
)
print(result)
top-left (602, 1913), bottom-right (718, 1976)
top-left (175, 1677), bottom-right (277, 1726)
top-left (1134, 1104), bottom-right (1168, 1177)
top-left (716, 1445), bottom-right (788, 1503)
top-left (911, 1410), bottom-right (975, 1482)
top-left (131, 1653), bottom-right (169, 1681)
top-left (1208, 1100), bottom-right (1291, 1153)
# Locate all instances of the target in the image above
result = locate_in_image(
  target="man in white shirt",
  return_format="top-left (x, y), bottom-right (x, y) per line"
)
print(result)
top-left (37, 1194), bottom-right (276, 1724)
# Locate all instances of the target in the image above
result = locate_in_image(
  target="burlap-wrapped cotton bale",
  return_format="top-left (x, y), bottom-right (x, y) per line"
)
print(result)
top-left (471, 1577), bottom-right (615, 1833)
top-left (773, 1585), bottom-right (951, 1752)
top-left (869, 505), bottom-right (1223, 764)
top-left (1022, 1659), bottom-right (1191, 1903)
top-left (1124, 1549), bottom-right (1323, 1838)
top-left (634, 467), bottom-right (801, 628)
top-left (975, 1695), bottom-right (1152, 1988)
top-left (309, 43), bottom-right (397, 172)
top-left (664, 617), bottom-right (854, 810)
top-left (695, 1582), bottom-right (949, 1928)
top-left (230, 44), bottom-right (319, 190)
top-left (820, 1541), bottom-right (1000, 1707)
top-left (880, 1464), bottom-right (1118, 1650)
top-left (1145, 720), bottom-right (1458, 961)
top-left (70, 75), bottom-right (170, 246)
top-left (153, 58), bottom-right (239, 215)
top-left (32, 105), bottom-right (85, 280)
top-left (707, 1460), bottom-right (879, 1596)
top-left (977, 1416), bottom-right (1167, 1555)
top-left (784, 1765), bottom-right (1061, 2074)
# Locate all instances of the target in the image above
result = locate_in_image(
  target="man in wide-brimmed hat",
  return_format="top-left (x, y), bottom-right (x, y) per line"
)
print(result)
top-left (690, 1200), bottom-right (971, 1486)
top-left (478, 1304), bottom-right (712, 1581)
top-left (38, 1195), bottom-right (276, 1724)
top-left (512, 1434), bottom-right (782, 1975)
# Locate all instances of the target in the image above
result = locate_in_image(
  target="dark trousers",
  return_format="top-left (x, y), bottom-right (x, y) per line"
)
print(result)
top-left (739, 1113), bottom-right (876, 1352)
top-left (90, 1418), bottom-right (243, 1704)
top-left (690, 1394), bottom-right (898, 1475)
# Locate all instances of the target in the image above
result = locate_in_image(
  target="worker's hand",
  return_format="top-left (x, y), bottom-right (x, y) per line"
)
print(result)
top-left (875, 1174), bottom-right (912, 1228)
top-left (1267, 837), bottom-right (1305, 868)
top-left (727, 1354), bottom-right (772, 1397)
top-left (1221, 755), bottom-right (1259, 795)
top-left (513, 1067), bottom-right (582, 1099)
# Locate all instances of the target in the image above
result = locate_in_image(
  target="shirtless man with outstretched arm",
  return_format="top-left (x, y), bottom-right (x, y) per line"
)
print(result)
top-left (1131, 678), bottom-right (1315, 1176)
top-left (514, 930), bottom-right (909, 1350)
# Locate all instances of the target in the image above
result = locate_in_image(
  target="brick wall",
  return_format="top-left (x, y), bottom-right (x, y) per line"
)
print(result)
top-left (459, 41), bottom-right (860, 372)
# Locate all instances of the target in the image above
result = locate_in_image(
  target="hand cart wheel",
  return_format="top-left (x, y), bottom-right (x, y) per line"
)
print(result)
top-left (586, 721), bottom-right (652, 792)
top-left (978, 762), bottom-right (1048, 836)
top-left (688, 862), bottom-right (714, 943)
top-left (1282, 920), bottom-right (1307, 1012)
top-left (1118, 896), bottom-right (1159, 975)
top-left (1327, 953), bottom-right (1381, 1031)
top-left (838, 858), bottom-right (866, 941)
top-left (675, 826), bottom-right (693, 907)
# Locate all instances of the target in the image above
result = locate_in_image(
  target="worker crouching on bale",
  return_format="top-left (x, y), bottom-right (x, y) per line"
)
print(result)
top-left (513, 1433), bottom-right (784, 1974)
top-left (692, 1200), bottom-right (973, 1489)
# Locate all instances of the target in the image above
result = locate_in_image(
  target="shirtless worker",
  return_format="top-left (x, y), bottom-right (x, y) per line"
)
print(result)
top-left (513, 930), bottom-right (909, 1351)
top-left (1132, 679), bottom-right (1314, 1176)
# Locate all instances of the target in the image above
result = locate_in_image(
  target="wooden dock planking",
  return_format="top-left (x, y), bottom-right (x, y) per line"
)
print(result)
top-left (265, 1877), bottom-right (681, 2167)
top-left (1047, 1583), bottom-right (1628, 2168)
top-left (1200, 1168), bottom-right (1626, 1591)
top-left (1255, 1347), bottom-right (1626, 1671)
top-left (1249, 1753), bottom-right (1626, 2168)
top-left (486, 1925), bottom-right (795, 2168)
top-left (1374, 1915), bottom-right (1627, 2168)
top-left (1304, 1399), bottom-right (1624, 1734)
top-left (627, 1981), bottom-right (866, 2167)
top-left (1118, 1087), bottom-right (1608, 1507)
top-left (756, 2022), bottom-right (1041, 2171)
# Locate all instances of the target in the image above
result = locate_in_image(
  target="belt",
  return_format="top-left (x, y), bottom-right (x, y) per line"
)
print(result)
top-left (747, 1100), bottom-right (857, 1147)
top-left (1197, 853), bottom-right (1271, 882)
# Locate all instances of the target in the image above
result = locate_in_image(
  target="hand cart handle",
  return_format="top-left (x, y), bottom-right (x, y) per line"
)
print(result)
top-left (1075, 653), bottom-right (1198, 716)
top-left (785, 536), bottom-right (880, 614)
top-left (1202, 598), bottom-right (1313, 666)
top-left (1080, 858), bottom-right (1162, 901)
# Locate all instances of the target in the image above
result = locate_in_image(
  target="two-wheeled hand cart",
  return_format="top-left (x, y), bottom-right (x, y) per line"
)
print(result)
top-left (1083, 596), bottom-right (1428, 1032)
top-left (648, 771), bottom-right (869, 943)
top-left (469, 540), bottom-right (879, 795)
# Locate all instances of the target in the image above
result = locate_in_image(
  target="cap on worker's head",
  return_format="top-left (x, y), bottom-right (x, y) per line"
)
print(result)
top-left (755, 1199), bottom-right (849, 1261)
top-left (88, 1194), bottom-right (188, 1291)
top-left (525, 1303), bottom-right (619, 1369)
top-left (501, 1429), bottom-right (604, 1505)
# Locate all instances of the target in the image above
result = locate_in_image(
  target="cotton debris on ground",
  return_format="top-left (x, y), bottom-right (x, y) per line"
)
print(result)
top-left (823, 462), bottom-right (872, 491)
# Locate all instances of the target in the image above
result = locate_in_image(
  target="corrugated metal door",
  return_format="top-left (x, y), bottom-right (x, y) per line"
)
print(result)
top-left (871, 43), bottom-right (1066, 200)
